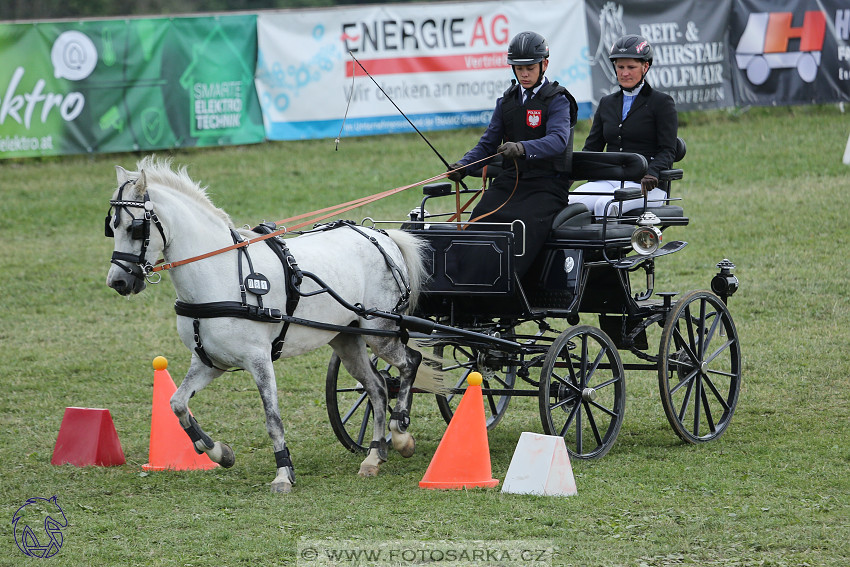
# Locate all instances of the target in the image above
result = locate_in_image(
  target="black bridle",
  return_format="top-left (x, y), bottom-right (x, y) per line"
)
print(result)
top-left (105, 180), bottom-right (166, 282)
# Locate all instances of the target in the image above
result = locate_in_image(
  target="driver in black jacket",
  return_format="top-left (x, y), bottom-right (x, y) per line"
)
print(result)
top-left (446, 31), bottom-right (578, 278)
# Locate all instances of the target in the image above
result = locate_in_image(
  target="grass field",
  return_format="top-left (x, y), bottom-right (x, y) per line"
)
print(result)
top-left (1, 104), bottom-right (849, 566)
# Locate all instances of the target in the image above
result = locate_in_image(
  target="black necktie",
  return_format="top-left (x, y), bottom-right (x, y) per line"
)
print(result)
top-left (524, 88), bottom-right (534, 105)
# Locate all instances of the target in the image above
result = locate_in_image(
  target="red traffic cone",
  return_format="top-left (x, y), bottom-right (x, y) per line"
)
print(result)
top-left (51, 407), bottom-right (125, 467)
top-left (419, 372), bottom-right (499, 489)
top-left (142, 356), bottom-right (218, 471)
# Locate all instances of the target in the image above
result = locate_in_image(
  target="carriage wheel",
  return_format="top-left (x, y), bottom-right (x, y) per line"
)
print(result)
top-left (433, 342), bottom-right (515, 430)
top-left (658, 290), bottom-right (741, 443)
top-left (539, 325), bottom-right (625, 459)
top-left (325, 353), bottom-right (394, 454)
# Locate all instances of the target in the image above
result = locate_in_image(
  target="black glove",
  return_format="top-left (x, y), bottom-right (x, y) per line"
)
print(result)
top-left (641, 174), bottom-right (658, 194)
top-left (447, 162), bottom-right (466, 182)
top-left (498, 141), bottom-right (524, 160)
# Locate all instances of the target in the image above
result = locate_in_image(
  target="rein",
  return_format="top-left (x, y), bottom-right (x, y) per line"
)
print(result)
top-left (107, 151), bottom-right (506, 279)
top-left (150, 169), bottom-right (454, 274)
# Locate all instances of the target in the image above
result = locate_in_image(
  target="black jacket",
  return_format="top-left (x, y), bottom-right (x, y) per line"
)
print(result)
top-left (583, 82), bottom-right (678, 179)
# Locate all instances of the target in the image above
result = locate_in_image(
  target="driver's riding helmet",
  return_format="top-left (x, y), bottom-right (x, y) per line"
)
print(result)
top-left (507, 31), bottom-right (549, 87)
top-left (608, 34), bottom-right (653, 91)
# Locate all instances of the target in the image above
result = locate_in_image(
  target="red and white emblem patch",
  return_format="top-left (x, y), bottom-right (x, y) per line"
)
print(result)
top-left (526, 109), bottom-right (542, 128)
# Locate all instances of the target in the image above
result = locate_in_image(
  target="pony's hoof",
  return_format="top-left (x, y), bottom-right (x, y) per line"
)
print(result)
top-left (358, 464), bottom-right (380, 477)
top-left (270, 480), bottom-right (293, 493)
top-left (216, 442), bottom-right (236, 468)
top-left (394, 435), bottom-right (415, 458)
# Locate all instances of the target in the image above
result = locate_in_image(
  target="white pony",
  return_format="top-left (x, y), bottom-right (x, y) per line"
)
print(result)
top-left (105, 156), bottom-right (442, 493)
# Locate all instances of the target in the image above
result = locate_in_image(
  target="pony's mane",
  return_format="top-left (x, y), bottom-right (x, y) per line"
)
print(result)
top-left (136, 155), bottom-right (234, 227)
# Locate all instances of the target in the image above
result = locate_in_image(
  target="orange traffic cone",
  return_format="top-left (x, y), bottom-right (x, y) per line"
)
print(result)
top-left (419, 372), bottom-right (499, 489)
top-left (142, 356), bottom-right (218, 471)
top-left (51, 407), bottom-right (125, 467)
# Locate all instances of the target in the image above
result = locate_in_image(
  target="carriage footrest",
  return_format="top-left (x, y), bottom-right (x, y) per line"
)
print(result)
top-left (614, 241), bottom-right (687, 269)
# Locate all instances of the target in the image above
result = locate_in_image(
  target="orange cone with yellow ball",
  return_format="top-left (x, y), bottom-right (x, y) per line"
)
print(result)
top-left (142, 356), bottom-right (218, 471)
top-left (419, 371), bottom-right (499, 489)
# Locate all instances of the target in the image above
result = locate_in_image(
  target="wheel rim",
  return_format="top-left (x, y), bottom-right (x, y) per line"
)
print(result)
top-left (659, 291), bottom-right (741, 443)
top-left (434, 342), bottom-right (516, 430)
top-left (539, 326), bottom-right (625, 459)
top-left (326, 353), bottom-right (393, 453)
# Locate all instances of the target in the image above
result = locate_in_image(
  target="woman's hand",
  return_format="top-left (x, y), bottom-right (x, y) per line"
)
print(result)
top-left (641, 174), bottom-right (658, 194)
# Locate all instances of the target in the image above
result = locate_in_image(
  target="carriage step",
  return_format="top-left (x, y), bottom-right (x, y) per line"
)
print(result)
top-left (613, 240), bottom-right (687, 269)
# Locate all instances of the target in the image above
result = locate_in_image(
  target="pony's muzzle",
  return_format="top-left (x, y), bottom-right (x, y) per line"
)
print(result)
top-left (107, 265), bottom-right (147, 295)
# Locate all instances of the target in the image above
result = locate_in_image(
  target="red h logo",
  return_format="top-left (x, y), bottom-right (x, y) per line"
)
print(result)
top-left (764, 11), bottom-right (826, 53)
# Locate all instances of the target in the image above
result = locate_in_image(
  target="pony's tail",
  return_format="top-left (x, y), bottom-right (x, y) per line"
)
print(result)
top-left (385, 229), bottom-right (428, 313)
top-left (408, 341), bottom-right (451, 395)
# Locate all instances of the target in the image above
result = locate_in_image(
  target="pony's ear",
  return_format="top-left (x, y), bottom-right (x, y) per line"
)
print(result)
top-left (135, 170), bottom-right (148, 196)
top-left (115, 165), bottom-right (131, 184)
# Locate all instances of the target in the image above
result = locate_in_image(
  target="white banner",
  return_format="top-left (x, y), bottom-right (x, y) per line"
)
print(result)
top-left (256, 0), bottom-right (592, 141)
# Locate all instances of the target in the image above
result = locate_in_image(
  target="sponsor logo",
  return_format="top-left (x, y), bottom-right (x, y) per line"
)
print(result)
top-left (735, 11), bottom-right (826, 85)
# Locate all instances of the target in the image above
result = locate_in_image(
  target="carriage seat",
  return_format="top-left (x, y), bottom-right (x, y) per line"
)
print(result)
top-left (548, 139), bottom-right (688, 243)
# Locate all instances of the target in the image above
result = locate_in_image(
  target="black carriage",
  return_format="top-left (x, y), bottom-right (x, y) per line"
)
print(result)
top-left (327, 139), bottom-right (742, 459)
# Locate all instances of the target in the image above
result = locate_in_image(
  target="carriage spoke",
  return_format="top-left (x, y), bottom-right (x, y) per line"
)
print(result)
top-left (672, 326), bottom-right (699, 368)
top-left (340, 392), bottom-right (369, 424)
top-left (669, 366), bottom-right (698, 396)
top-left (677, 376), bottom-right (696, 422)
top-left (692, 369), bottom-right (703, 436)
top-left (557, 400), bottom-right (580, 436)
top-left (702, 372), bottom-right (731, 411)
top-left (700, 386), bottom-right (717, 434)
top-left (701, 311), bottom-right (721, 354)
top-left (587, 398), bottom-right (619, 418)
top-left (356, 403), bottom-right (372, 447)
top-left (574, 401), bottom-right (583, 454)
top-left (704, 337), bottom-right (735, 366)
top-left (583, 400), bottom-right (604, 446)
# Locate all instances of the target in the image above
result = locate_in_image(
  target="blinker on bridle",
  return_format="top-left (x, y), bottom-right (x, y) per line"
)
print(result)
top-left (105, 180), bottom-right (166, 283)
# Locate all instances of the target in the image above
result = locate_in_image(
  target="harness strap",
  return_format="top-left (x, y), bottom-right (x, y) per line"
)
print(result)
top-left (369, 439), bottom-right (388, 462)
top-left (191, 319), bottom-right (220, 370)
top-left (253, 222), bottom-right (305, 360)
top-left (335, 221), bottom-right (410, 313)
top-left (174, 300), bottom-right (401, 337)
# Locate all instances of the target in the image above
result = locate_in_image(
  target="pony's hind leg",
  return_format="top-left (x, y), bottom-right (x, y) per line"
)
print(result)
top-left (375, 340), bottom-right (422, 459)
top-left (244, 356), bottom-right (294, 494)
top-left (170, 358), bottom-right (236, 468)
top-left (330, 334), bottom-right (389, 477)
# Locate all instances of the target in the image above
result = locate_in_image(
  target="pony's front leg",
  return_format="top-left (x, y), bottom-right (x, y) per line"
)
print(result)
top-left (246, 358), bottom-right (294, 494)
top-left (170, 358), bottom-right (235, 468)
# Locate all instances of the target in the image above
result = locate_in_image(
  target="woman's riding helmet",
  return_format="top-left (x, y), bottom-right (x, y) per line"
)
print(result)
top-left (608, 34), bottom-right (653, 66)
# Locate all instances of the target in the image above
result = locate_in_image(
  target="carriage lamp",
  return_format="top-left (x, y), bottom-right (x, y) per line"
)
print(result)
top-left (711, 259), bottom-right (739, 301)
top-left (631, 212), bottom-right (662, 255)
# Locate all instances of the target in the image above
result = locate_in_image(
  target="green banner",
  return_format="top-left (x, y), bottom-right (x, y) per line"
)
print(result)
top-left (0, 16), bottom-right (265, 159)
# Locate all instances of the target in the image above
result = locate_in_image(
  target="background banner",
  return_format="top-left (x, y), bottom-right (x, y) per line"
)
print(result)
top-left (730, 0), bottom-right (850, 105)
top-left (584, 0), bottom-right (734, 111)
top-left (256, 0), bottom-right (594, 141)
top-left (0, 16), bottom-right (265, 159)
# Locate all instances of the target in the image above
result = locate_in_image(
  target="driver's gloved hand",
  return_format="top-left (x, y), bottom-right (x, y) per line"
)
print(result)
top-left (641, 174), bottom-right (658, 194)
top-left (447, 162), bottom-right (466, 182)
top-left (498, 142), bottom-right (525, 160)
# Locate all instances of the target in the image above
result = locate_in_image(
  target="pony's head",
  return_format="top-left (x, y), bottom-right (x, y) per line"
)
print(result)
top-left (105, 164), bottom-right (165, 296)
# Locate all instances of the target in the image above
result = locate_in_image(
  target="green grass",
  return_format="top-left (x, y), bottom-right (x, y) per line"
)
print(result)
top-left (1, 105), bottom-right (849, 566)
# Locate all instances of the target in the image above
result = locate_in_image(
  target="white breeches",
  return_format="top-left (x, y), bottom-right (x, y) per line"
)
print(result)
top-left (570, 180), bottom-right (668, 217)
